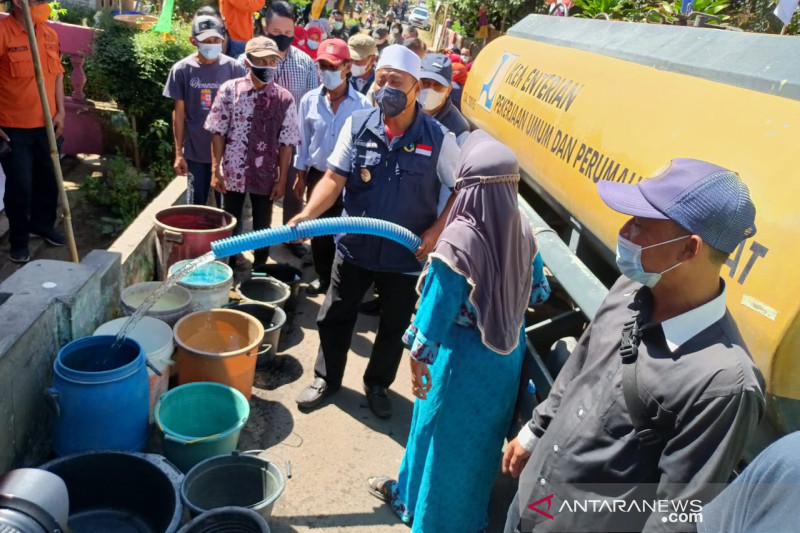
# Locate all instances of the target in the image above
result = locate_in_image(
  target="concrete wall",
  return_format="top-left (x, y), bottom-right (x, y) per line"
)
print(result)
top-left (0, 251), bottom-right (121, 469)
top-left (0, 176), bottom-right (186, 472)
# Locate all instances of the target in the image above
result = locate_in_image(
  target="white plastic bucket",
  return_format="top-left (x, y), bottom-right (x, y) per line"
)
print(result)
top-left (94, 316), bottom-right (174, 423)
top-left (169, 260), bottom-right (233, 311)
top-left (120, 282), bottom-right (193, 327)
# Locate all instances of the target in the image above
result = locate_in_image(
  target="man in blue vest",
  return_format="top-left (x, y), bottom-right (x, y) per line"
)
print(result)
top-left (290, 45), bottom-right (458, 419)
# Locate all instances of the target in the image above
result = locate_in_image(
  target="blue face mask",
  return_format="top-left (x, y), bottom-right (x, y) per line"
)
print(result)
top-left (375, 85), bottom-right (413, 118)
top-left (197, 43), bottom-right (222, 60)
top-left (320, 69), bottom-right (344, 90)
top-left (615, 234), bottom-right (689, 288)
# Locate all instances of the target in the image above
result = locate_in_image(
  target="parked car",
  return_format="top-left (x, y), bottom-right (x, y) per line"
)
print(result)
top-left (408, 6), bottom-right (429, 29)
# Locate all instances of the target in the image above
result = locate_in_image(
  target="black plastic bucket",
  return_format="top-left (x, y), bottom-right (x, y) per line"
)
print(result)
top-left (177, 507), bottom-right (270, 533)
top-left (225, 302), bottom-right (286, 367)
top-left (253, 263), bottom-right (302, 311)
top-left (181, 453), bottom-right (285, 521)
top-left (41, 451), bottom-right (183, 533)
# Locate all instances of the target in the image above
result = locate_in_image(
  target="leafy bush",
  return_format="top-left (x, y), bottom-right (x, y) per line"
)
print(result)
top-left (85, 11), bottom-right (193, 178)
top-left (658, 0), bottom-right (731, 22)
top-left (572, 0), bottom-right (634, 19)
top-left (175, 0), bottom-right (205, 19)
top-left (57, 2), bottom-right (98, 25)
top-left (81, 155), bottom-right (149, 226)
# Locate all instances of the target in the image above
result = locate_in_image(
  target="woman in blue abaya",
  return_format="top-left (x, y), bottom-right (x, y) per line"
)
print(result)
top-left (367, 130), bottom-right (550, 532)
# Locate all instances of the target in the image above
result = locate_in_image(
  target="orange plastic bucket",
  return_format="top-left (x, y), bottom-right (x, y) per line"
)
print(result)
top-left (173, 310), bottom-right (265, 400)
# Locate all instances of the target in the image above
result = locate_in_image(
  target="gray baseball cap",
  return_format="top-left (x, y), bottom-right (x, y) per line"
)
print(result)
top-left (598, 158), bottom-right (757, 254)
top-left (419, 53), bottom-right (453, 88)
top-left (192, 14), bottom-right (225, 41)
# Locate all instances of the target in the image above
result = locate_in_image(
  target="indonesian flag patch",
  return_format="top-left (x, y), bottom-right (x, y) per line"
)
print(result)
top-left (415, 144), bottom-right (433, 156)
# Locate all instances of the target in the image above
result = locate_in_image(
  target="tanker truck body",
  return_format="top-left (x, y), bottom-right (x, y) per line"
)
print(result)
top-left (461, 15), bottom-right (800, 453)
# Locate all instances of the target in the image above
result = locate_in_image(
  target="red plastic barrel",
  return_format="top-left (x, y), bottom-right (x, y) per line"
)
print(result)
top-left (154, 206), bottom-right (236, 277)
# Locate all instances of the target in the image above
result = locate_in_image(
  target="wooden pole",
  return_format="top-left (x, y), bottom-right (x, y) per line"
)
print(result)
top-left (19, 0), bottom-right (79, 263)
top-left (780, 24), bottom-right (789, 34)
top-left (438, 2), bottom-right (449, 52)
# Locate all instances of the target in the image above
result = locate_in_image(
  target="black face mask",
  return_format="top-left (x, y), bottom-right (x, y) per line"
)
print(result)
top-left (249, 64), bottom-right (276, 84)
top-left (268, 33), bottom-right (293, 52)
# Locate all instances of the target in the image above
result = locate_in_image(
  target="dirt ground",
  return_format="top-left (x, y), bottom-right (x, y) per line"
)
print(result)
top-left (0, 154), bottom-right (117, 283)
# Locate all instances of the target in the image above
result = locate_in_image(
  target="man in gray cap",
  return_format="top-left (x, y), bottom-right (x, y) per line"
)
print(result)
top-left (164, 12), bottom-right (246, 206)
top-left (418, 53), bottom-right (469, 143)
top-left (502, 159), bottom-right (766, 533)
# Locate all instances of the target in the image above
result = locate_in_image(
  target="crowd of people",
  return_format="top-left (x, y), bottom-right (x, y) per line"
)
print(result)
top-left (0, 2), bottom-right (781, 532)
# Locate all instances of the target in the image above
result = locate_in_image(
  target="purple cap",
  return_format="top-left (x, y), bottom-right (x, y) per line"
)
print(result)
top-left (597, 158), bottom-right (757, 254)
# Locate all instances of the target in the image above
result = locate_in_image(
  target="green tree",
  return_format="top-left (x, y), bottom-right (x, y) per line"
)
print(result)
top-left (448, 0), bottom-right (540, 37)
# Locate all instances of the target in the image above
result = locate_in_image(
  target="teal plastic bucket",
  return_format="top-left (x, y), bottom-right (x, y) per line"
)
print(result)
top-left (155, 382), bottom-right (250, 473)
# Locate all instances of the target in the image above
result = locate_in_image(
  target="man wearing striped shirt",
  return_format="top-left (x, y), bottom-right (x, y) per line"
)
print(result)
top-left (260, 1), bottom-right (319, 256)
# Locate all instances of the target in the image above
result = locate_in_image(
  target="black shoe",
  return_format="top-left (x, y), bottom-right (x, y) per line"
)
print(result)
top-left (306, 278), bottom-right (329, 296)
top-left (359, 298), bottom-right (381, 316)
top-left (284, 242), bottom-right (308, 259)
top-left (31, 229), bottom-right (66, 247)
top-left (9, 248), bottom-right (30, 264)
top-left (364, 383), bottom-right (392, 419)
top-left (296, 377), bottom-right (337, 409)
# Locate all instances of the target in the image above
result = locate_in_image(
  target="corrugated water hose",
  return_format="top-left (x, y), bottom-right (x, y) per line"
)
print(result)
top-left (210, 217), bottom-right (422, 259)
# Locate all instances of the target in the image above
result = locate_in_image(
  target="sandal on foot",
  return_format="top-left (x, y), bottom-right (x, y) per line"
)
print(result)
top-left (367, 475), bottom-right (395, 503)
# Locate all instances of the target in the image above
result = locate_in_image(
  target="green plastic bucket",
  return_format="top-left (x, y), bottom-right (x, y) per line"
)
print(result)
top-left (155, 382), bottom-right (250, 473)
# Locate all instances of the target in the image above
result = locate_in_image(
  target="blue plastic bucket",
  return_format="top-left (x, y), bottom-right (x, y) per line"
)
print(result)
top-left (50, 335), bottom-right (149, 456)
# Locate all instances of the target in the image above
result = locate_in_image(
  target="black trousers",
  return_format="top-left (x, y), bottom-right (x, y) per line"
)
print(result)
top-left (307, 167), bottom-right (343, 284)
top-left (314, 253), bottom-right (418, 389)
top-left (222, 191), bottom-right (273, 267)
top-left (282, 147), bottom-right (302, 224)
top-left (0, 127), bottom-right (58, 253)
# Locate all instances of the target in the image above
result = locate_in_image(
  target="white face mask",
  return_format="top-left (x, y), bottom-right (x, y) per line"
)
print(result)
top-left (461, 54), bottom-right (470, 63)
top-left (320, 68), bottom-right (344, 90)
top-left (197, 43), bottom-right (222, 60)
top-left (308, 40), bottom-right (320, 50)
top-left (351, 62), bottom-right (370, 77)
top-left (615, 234), bottom-right (689, 288)
top-left (417, 88), bottom-right (447, 111)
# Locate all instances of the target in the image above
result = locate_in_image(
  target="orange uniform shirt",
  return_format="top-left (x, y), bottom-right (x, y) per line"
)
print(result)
top-left (219, 0), bottom-right (265, 42)
top-left (0, 15), bottom-right (64, 129)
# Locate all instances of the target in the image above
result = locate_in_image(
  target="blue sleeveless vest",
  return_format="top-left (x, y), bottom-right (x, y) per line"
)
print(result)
top-left (335, 106), bottom-right (446, 273)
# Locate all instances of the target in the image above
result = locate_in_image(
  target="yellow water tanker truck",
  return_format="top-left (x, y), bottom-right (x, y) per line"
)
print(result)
top-left (462, 15), bottom-right (800, 450)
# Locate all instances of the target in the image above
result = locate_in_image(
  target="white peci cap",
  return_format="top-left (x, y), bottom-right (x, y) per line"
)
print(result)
top-left (376, 44), bottom-right (421, 80)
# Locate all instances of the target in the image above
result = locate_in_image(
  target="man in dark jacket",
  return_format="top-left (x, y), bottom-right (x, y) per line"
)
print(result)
top-left (418, 54), bottom-right (469, 144)
top-left (502, 159), bottom-right (766, 533)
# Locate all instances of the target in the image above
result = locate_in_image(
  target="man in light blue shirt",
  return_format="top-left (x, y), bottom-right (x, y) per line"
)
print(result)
top-left (293, 38), bottom-right (372, 295)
